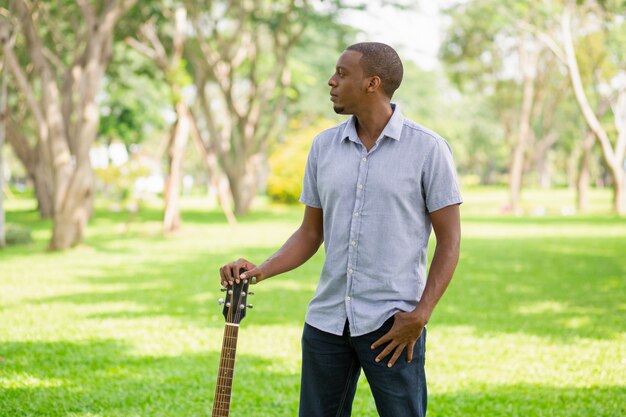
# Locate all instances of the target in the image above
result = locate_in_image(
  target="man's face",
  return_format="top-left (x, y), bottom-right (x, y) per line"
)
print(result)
top-left (328, 50), bottom-right (367, 115)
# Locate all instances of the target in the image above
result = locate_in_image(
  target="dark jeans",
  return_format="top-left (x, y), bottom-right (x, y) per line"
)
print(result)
top-left (299, 317), bottom-right (427, 417)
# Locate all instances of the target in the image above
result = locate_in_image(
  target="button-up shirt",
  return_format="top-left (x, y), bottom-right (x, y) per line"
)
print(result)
top-left (299, 105), bottom-right (462, 336)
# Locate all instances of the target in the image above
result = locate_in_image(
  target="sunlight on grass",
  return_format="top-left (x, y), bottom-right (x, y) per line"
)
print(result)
top-left (1, 189), bottom-right (625, 416)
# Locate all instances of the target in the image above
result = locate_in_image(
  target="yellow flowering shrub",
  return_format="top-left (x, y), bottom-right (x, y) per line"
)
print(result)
top-left (267, 119), bottom-right (335, 204)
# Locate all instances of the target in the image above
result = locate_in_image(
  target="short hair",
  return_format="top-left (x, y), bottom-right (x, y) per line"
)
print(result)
top-left (346, 42), bottom-right (403, 98)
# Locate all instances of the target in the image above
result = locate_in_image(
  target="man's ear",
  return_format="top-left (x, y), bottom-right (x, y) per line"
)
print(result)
top-left (365, 75), bottom-right (382, 94)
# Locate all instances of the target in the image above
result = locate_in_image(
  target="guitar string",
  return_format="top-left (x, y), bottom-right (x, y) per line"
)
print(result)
top-left (214, 285), bottom-right (235, 415)
top-left (214, 281), bottom-right (246, 416)
top-left (215, 325), bottom-right (236, 415)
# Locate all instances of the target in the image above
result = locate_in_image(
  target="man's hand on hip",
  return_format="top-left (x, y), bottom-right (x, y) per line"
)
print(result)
top-left (370, 310), bottom-right (426, 368)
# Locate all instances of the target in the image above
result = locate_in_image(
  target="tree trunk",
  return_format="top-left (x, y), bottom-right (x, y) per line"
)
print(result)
top-left (535, 132), bottom-right (558, 189)
top-left (33, 144), bottom-right (54, 218)
top-left (561, 5), bottom-right (626, 215)
top-left (508, 33), bottom-right (537, 212)
top-left (5, 121), bottom-right (54, 218)
top-left (0, 59), bottom-right (6, 248)
top-left (163, 101), bottom-right (190, 233)
top-left (187, 110), bottom-right (237, 225)
top-left (612, 168), bottom-right (625, 214)
top-left (227, 155), bottom-right (262, 215)
top-left (576, 131), bottom-right (595, 211)
top-left (50, 163), bottom-right (94, 249)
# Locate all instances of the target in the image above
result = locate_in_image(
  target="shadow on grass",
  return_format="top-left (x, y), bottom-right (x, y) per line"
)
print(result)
top-left (0, 339), bottom-right (301, 417)
top-left (27, 243), bottom-right (317, 329)
top-left (2, 340), bottom-right (623, 417)
top-left (5, 205), bottom-right (626, 341)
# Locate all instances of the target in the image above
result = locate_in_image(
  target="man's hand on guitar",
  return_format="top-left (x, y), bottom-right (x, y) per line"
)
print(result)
top-left (219, 258), bottom-right (265, 287)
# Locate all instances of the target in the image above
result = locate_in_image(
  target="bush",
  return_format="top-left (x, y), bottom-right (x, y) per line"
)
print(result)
top-left (267, 119), bottom-right (335, 204)
top-left (3, 223), bottom-right (33, 246)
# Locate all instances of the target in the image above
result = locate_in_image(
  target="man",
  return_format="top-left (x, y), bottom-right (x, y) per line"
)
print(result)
top-left (219, 42), bottom-right (462, 417)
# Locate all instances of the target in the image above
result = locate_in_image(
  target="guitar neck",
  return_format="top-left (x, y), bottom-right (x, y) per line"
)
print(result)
top-left (212, 323), bottom-right (239, 417)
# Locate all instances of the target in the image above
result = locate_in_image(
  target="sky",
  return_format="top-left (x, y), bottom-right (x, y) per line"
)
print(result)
top-left (339, 1), bottom-right (447, 70)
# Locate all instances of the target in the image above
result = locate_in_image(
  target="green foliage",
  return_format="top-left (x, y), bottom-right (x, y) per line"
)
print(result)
top-left (394, 61), bottom-right (508, 186)
top-left (287, 10), bottom-right (357, 120)
top-left (94, 159), bottom-right (152, 202)
top-left (266, 119), bottom-right (335, 204)
top-left (99, 44), bottom-right (170, 148)
top-left (0, 189), bottom-right (624, 416)
top-left (2, 223), bottom-right (32, 246)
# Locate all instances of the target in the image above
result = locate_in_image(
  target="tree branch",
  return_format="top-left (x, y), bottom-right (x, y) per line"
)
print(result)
top-left (126, 36), bottom-right (159, 62)
top-left (0, 25), bottom-right (46, 128)
top-left (561, 4), bottom-right (616, 164)
top-left (612, 89), bottom-right (626, 160)
top-left (75, 0), bottom-right (96, 34)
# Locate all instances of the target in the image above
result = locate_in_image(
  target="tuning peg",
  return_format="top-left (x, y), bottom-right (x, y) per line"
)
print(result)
top-left (218, 298), bottom-right (225, 305)
top-left (239, 304), bottom-right (245, 310)
top-left (251, 277), bottom-right (257, 285)
top-left (220, 288), bottom-right (227, 292)
top-left (241, 291), bottom-right (247, 296)
top-left (247, 304), bottom-right (253, 309)
top-left (248, 291), bottom-right (255, 295)
top-left (243, 279), bottom-right (248, 285)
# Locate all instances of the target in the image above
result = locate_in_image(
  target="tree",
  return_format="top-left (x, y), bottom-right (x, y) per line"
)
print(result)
top-left (99, 44), bottom-right (169, 151)
top-left (186, 0), bottom-right (311, 215)
top-left (558, 1), bottom-right (625, 214)
top-left (518, 0), bottom-right (626, 214)
top-left (440, 0), bottom-right (560, 212)
top-left (127, 3), bottom-right (236, 229)
top-left (0, 56), bottom-right (7, 248)
top-left (0, 0), bottom-right (138, 250)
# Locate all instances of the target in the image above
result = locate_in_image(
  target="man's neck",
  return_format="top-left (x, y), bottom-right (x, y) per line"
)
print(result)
top-left (354, 102), bottom-right (393, 151)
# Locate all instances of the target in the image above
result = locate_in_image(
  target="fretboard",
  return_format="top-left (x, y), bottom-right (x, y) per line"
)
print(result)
top-left (212, 323), bottom-right (239, 417)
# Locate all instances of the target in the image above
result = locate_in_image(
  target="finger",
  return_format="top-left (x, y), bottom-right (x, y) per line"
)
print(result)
top-left (407, 340), bottom-right (416, 364)
top-left (222, 266), bottom-right (234, 286)
top-left (375, 341), bottom-right (397, 363)
top-left (241, 267), bottom-right (258, 280)
top-left (387, 344), bottom-right (406, 368)
top-left (371, 334), bottom-right (391, 350)
top-left (235, 259), bottom-right (252, 283)
top-left (229, 264), bottom-right (240, 284)
top-left (219, 267), bottom-right (228, 287)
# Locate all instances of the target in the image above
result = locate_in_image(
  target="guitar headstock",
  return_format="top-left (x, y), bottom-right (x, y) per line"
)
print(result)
top-left (219, 268), bottom-right (255, 324)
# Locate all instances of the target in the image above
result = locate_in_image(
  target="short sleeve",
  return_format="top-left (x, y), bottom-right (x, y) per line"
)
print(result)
top-left (299, 137), bottom-right (322, 208)
top-left (422, 138), bottom-right (463, 213)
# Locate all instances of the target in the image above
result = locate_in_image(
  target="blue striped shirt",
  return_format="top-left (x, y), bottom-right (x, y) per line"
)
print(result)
top-left (299, 105), bottom-right (462, 336)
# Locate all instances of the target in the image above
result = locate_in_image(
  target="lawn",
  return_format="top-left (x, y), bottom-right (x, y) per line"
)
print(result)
top-left (1, 188), bottom-right (625, 417)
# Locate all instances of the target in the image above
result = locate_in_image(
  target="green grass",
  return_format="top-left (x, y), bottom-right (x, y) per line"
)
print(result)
top-left (1, 188), bottom-right (625, 416)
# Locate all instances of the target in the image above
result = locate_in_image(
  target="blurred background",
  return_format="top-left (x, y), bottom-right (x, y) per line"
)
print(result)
top-left (0, 1), bottom-right (625, 417)
top-left (1, 0), bottom-right (624, 248)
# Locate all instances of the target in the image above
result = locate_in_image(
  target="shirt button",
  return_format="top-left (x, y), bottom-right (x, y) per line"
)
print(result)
top-left (362, 157), bottom-right (367, 162)
top-left (351, 240), bottom-right (356, 246)
top-left (346, 296), bottom-right (351, 301)
top-left (348, 268), bottom-right (353, 274)
top-left (353, 212), bottom-right (359, 217)
top-left (357, 184), bottom-right (363, 189)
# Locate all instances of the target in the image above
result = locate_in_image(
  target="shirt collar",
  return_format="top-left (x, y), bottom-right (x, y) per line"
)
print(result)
top-left (341, 103), bottom-right (404, 144)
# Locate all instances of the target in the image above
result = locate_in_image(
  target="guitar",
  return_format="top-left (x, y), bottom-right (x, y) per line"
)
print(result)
top-left (212, 269), bottom-right (254, 417)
